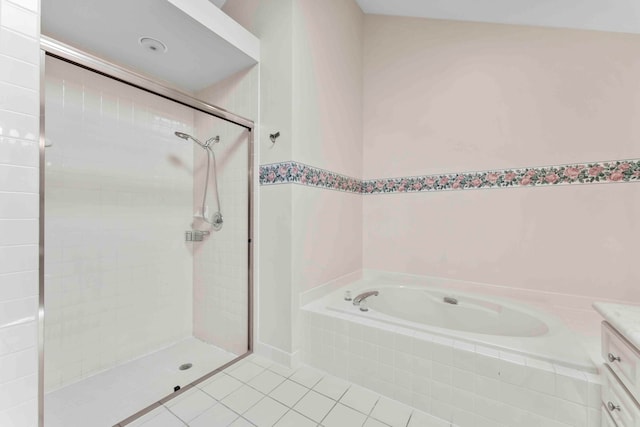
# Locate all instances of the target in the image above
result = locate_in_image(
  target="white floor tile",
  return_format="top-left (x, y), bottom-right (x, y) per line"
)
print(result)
top-left (201, 374), bottom-right (244, 400)
top-left (313, 376), bottom-right (351, 401)
top-left (189, 403), bottom-right (239, 427)
top-left (243, 397), bottom-right (289, 427)
top-left (227, 361), bottom-right (265, 383)
top-left (248, 369), bottom-right (286, 394)
top-left (274, 410), bottom-right (317, 427)
top-left (322, 403), bottom-right (367, 427)
top-left (268, 364), bottom-right (296, 378)
top-left (270, 380), bottom-right (309, 407)
top-left (370, 398), bottom-right (412, 427)
top-left (222, 385), bottom-right (265, 414)
top-left (128, 407), bottom-right (172, 427)
top-left (408, 410), bottom-right (450, 427)
top-left (364, 417), bottom-right (389, 427)
top-left (139, 409), bottom-right (185, 427)
top-left (340, 385), bottom-right (379, 415)
top-left (290, 366), bottom-right (324, 388)
top-left (293, 390), bottom-right (336, 423)
top-left (229, 417), bottom-right (255, 427)
top-left (165, 389), bottom-right (216, 422)
top-left (164, 388), bottom-right (200, 408)
top-left (248, 355), bottom-right (273, 369)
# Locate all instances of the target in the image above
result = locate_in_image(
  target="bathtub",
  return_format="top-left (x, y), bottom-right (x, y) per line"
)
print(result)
top-left (313, 278), bottom-right (596, 372)
top-left (301, 275), bottom-right (601, 426)
top-left (343, 285), bottom-right (549, 337)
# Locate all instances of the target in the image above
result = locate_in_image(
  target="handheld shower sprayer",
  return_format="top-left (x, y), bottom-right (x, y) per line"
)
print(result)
top-left (174, 131), bottom-right (219, 149)
top-left (173, 131), bottom-right (223, 230)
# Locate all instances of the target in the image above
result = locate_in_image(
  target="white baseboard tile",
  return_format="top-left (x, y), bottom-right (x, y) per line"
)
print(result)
top-left (254, 341), bottom-right (301, 369)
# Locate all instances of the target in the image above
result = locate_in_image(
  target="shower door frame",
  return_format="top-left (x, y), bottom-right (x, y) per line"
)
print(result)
top-left (38, 36), bottom-right (255, 427)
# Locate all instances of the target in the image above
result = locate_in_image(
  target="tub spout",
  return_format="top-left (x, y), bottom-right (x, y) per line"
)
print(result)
top-left (353, 291), bottom-right (379, 306)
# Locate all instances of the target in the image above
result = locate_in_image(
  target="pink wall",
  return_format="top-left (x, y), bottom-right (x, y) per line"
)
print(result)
top-left (291, 0), bottom-right (364, 294)
top-left (363, 15), bottom-right (640, 178)
top-left (292, 0), bottom-right (363, 177)
top-left (363, 15), bottom-right (640, 302)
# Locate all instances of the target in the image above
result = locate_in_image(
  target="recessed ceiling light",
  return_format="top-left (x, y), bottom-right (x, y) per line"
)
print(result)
top-left (138, 37), bottom-right (168, 54)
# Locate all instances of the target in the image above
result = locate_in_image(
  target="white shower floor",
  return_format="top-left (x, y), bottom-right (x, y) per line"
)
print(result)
top-left (44, 337), bottom-right (240, 427)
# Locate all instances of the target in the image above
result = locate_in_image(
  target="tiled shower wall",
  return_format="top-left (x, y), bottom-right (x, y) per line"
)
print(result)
top-left (192, 68), bottom-right (258, 356)
top-left (43, 57), bottom-right (195, 391)
top-left (0, 0), bottom-right (41, 426)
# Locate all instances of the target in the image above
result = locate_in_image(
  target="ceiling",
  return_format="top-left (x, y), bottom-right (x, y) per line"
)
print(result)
top-left (42, 0), bottom-right (257, 92)
top-left (355, 0), bottom-right (640, 34)
top-left (209, 0), bottom-right (227, 8)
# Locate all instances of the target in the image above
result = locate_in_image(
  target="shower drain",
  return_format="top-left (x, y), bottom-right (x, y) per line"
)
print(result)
top-left (179, 363), bottom-right (193, 371)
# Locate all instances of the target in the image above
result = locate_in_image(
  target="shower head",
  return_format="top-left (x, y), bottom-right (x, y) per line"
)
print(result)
top-left (174, 131), bottom-right (207, 149)
top-left (173, 131), bottom-right (220, 149)
top-left (174, 131), bottom-right (191, 141)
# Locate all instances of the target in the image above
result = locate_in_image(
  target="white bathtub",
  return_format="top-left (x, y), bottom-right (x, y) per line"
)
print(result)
top-left (301, 275), bottom-right (601, 425)
top-left (349, 286), bottom-right (549, 337)
top-left (319, 279), bottom-right (596, 372)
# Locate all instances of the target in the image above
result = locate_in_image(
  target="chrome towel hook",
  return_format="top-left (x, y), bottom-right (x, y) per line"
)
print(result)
top-left (269, 131), bottom-right (280, 144)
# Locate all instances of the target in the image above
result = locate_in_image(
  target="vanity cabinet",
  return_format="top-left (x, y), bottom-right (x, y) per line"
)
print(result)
top-left (602, 321), bottom-right (640, 427)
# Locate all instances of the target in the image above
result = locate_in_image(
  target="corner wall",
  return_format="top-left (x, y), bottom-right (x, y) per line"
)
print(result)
top-left (289, 0), bottom-right (363, 353)
top-left (224, 0), bottom-right (296, 359)
top-left (193, 67), bottom-right (259, 356)
top-left (223, 0), bottom-right (364, 363)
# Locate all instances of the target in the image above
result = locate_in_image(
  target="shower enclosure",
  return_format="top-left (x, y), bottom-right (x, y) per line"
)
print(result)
top-left (40, 41), bottom-right (253, 427)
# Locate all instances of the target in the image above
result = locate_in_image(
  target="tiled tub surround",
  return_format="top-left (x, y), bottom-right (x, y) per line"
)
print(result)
top-left (301, 275), bottom-right (603, 427)
top-left (259, 159), bottom-right (640, 194)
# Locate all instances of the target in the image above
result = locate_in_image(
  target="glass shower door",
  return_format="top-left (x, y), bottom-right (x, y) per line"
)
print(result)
top-left (43, 55), bottom-right (251, 427)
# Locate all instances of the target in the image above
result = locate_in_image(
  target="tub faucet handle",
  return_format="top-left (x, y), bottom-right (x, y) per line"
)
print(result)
top-left (353, 290), bottom-right (379, 306)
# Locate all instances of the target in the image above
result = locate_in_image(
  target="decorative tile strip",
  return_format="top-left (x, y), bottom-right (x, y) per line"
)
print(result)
top-left (260, 159), bottom-right (640, 195)
top-left (361, 159), bottom-right (640, 194)
top-left (259, 161), bottom-right (362, 194)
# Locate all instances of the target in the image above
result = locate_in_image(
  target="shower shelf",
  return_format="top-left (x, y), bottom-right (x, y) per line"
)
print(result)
top-left (185, 230), bottom-right (210, 242)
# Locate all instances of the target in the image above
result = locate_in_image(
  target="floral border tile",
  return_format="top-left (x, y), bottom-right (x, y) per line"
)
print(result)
top-left (259, 161), bottom-right (362, 194)
top-left (361, 159), bottom-right (640, 194)
top-left (259, 159), bottom-right (640, 195)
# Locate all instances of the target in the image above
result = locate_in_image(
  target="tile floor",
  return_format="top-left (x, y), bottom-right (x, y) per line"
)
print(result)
top-left (45, 337), bottom-right (238, 427)
top-left (126, 354), bottom-right (451, 427)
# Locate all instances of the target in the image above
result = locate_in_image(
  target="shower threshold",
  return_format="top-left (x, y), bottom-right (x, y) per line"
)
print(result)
top-left (44, 337), bottom-right (238, 427)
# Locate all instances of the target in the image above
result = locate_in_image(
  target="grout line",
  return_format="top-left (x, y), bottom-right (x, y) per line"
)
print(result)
top-left (0, 162), bottom-right (38, 169)
top-left (0, 78), bottom-right (38, 96)
top-left (287, 408), bottom-right (320, 426)
top-left (0, 190), bottom-right (39, 196)
top-left (4, 0), bottom-right (39, 15)
top-left (405, 412), bottom-right (413, 427)
top-left (318, 399), bottom-right (339, 426)
top-left (162, 405), bottom-right (188, 426)
top-left (367, 396), bottom-right (381, 417)
top-left (0, 51), bottom-right (38, 68)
